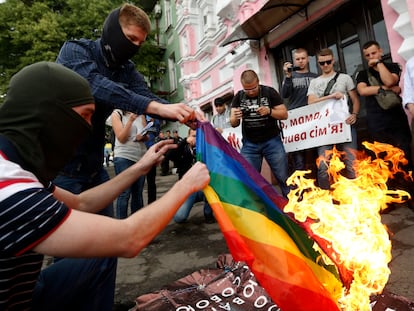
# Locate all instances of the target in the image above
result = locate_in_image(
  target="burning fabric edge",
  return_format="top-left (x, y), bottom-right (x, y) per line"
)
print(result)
top-left (196, 121), bottom-right (412, 311)
top-left (285, 141), bottom-right (412, 311)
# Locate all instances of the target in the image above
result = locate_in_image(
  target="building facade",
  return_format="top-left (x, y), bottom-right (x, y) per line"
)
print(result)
top-left (153, 0), bottom-right (413, 121)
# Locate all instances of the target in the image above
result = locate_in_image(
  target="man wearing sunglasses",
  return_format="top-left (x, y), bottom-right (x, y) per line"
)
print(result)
top-left (307, 48), bottom-right (360, 190)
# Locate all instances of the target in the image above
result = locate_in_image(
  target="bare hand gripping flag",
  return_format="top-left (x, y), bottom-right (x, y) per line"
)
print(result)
top-left (196, 121), bottom-right (343, 311)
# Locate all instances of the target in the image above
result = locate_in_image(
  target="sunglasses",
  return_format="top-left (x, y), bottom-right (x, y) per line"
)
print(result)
top-left (318, 60), bottom-right (333, 66)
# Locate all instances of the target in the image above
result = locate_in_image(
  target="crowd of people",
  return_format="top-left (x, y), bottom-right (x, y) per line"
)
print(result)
top-left (0, 1), bottom-right (413, 310)
top-left (224, 44), bottom-right (414, 205)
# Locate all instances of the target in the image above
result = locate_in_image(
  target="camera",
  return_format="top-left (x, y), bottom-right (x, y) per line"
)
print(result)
top-left (240, 106), bottom-right (249, 116)
top-left (287, 66), bottom-right (301, 72)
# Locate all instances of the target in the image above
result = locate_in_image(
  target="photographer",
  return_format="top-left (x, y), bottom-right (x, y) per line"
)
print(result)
top-left (230, 69), bottom-right (290, 198)
top-left (281, 48), bottom-right (318, 173)
top-left (167, 129), bottom-right (214, 223)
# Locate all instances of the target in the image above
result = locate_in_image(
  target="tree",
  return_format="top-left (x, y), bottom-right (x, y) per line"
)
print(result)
top-left (0, 0), bottom-right (164, 99)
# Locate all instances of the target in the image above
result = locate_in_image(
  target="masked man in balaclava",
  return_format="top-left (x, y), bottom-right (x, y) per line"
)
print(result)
top-left (0, 62), bottom-right (209, 311)
top-left (55, 3), bottom-right (194, 213)
top-left (54, 3), bottom-right (195, 306)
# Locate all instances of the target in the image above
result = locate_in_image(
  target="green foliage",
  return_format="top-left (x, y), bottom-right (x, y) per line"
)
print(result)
top-left (0, 0), bottom-right (164, 100)
top-left (132, 36), bottom-right (165, 85)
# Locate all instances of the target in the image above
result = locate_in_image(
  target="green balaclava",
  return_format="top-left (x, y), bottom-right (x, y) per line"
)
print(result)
top-left (0, 62), bottom-right (94, 185)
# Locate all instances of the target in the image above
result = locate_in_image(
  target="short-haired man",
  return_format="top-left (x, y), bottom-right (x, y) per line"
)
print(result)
top-left (53, 3), bottom-right (195, 307)
top-left (356, 41), bottom-right (412, 166)
top-left (281, 48), bottom-right (318, 173)
top-left (356, 41), bottom-right (414, 208)
top-left (54, 3), bottom-right (195, 209)
top-left (307, 48), bottom-right (360, 190)
top-left (211, 97), bottom-right (231, 133)
top-left (230, 70), bottom-right (290, 198)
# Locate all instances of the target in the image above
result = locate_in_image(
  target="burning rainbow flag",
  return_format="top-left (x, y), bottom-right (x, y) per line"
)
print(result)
top-left (196, 121), bottom-right (343, 311)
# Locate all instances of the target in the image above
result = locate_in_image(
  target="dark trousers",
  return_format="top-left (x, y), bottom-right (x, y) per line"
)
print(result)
top-left (161, 158), bottom-right (169, 175)
top-left (146, 165), bottom-right (157, 203)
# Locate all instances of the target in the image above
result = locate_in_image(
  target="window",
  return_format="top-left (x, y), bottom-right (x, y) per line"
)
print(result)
top-left (370, 5), bottom-right (390, 56)
top-left (273, 0), bottom-right (389, 149)
top-left (181, 32), bottom-right (189, 56)
top-left (168, 54), bottom-right (177, 92)
top-left (164, 0), bottom-right (172, 29)
top-left (276, 0), bottom-right (388, 76)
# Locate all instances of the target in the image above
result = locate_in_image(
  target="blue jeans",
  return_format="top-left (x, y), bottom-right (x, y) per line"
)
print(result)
top-left (32, 257), bottom-right (117, 311)
top-left (114, 157), bottom-right (146, 219)
top-left (241, 136), bottom-right (290, 197)
top-left (174, 191), bottom-right (213, 223)
top-left (317, 126), bottom-right (357, 189)
top-left (53, 167), bottom-right (114, 217)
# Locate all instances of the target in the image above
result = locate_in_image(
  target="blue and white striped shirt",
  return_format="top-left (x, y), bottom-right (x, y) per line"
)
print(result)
top-left (0, 152), bottom-right (69, 310)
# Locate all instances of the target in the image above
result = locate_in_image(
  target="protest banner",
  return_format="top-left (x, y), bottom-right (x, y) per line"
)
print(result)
top-left (222, 126), bottom-right (242, 152)
top-left (280, 97), bottom-right (352, 153)
top-left (220, 98), bottom-right (351, 153)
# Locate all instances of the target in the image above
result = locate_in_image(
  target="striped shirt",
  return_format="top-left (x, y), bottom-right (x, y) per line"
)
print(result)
top-left (0, 153), bottom-right (70, 310)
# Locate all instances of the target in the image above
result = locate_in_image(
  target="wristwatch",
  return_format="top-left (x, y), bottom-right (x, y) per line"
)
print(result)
top-left (377, 86), bottom-right (386, 95)
top-left (376, 59), bottom-right (383, 65)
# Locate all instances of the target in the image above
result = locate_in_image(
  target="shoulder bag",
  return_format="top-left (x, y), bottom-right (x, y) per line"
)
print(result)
top-left (367, 70), bottom-right (402, 110)
top-left (323, 72), bottom-right (340, 96)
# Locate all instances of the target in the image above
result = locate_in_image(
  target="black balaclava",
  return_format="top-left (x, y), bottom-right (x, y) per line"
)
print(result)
top-left (101, 7), bottom-right (140, 68)
top-left (0, 62), bottom-right (94, 185)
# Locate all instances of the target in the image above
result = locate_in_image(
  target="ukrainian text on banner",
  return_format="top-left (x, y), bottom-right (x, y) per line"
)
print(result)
top-left (281, 98), bottom-right (352, 153)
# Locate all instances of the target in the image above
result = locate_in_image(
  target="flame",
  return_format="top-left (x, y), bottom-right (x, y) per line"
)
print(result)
top-left (285, 141), bottom-right (412, 311)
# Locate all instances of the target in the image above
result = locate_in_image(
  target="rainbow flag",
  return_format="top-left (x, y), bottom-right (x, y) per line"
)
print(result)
top-left (196, 121), bottom-right (343, 311)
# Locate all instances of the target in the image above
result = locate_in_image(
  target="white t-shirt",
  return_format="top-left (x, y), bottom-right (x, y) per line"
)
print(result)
top-left (307, 72), bottom-right (355, 99)
top-left (113, 110), bottom-right (147, 162)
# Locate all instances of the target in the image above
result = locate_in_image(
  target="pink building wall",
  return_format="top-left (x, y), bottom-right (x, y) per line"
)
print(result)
top-left (238, 0), bottom-right (267, 24)
top-left (380, 0), bottom-right (414, 113)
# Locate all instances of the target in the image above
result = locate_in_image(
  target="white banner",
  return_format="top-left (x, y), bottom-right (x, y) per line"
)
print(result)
top-left (222, 126), bottom-right (242, 152)
top-left (220, 98), bottom-right (351, 153)
top-left (280, 98), bottom-right (352, 153)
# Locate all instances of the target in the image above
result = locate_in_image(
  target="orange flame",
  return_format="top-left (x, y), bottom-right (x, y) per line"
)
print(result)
top-left (285, 141), bottom-right (411, 311)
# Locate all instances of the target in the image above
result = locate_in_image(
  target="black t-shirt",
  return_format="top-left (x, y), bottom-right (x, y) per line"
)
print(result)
top-left (356, 63), bottom-right (408, 133)
top-left (166, 139), bottom-right (195, 179)
top-left (231, 85), bottom-right (283, 143)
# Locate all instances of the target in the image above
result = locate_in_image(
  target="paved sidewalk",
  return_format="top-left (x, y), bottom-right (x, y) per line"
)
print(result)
top-left (111, 166), bottom-right (414, 308)
top-left (111, 168), bottom-right (228, 309)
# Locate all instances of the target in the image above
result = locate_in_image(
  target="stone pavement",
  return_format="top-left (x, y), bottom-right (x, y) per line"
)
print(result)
top-left (110, 168), bottom-right (228, 309)
top-left (109, 166), bottom-right (414, 309)
top-left (381, 206), bottom-right (414, 301)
